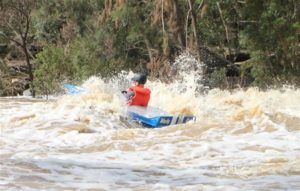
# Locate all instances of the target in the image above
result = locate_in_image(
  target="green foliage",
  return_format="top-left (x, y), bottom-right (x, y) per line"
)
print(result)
top-left (197, 0), bottom-right (241, 55)
top-left (33, 0), bottom-right (104, 43)
top-left (34, 46), bottom-right (69, 94)
top-left (208, 68), bottom-right (227, 88)
top-left (33, 43), bottom-right (89, 95)
top-left (34, 33), bottom-right (131, 94)
top-left (3, 0), bottom-right (299, 96)
top-left (0, 59), bottom-right (8, 95)
top-left (0, 59), bottom-right (8, 73)
top-left (241, 0), bottom-right (300, 86)
top-left (33, 12), bottom-right (65, 43)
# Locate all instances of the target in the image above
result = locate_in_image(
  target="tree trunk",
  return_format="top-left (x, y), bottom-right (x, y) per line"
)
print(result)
top-left (217, 2), bottom-right (232, 60)
top-left (22, 42), bottom-right (35, 97)
top-left (187, 0), bottom-right (201, 62)
top-left (173, 0), bottom-right (186, 47)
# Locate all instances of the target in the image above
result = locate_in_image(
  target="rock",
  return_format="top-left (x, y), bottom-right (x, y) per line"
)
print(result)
top-left (29, 44), bottom-right (43, 57)
top-left (0, 60), bottom-right (31, 96)
top-left (199, 46), bottom-right (230, 72)
top-left (8, 67), bottom-right (17, 75)
top-left (11, 65), bottom-right (29, 73)
top-left (226, 52), bottom-right (250, 62)
top-left (11, 78), bottom-right (21, 83)
top-left (23, 89), bottom-right (31, 96)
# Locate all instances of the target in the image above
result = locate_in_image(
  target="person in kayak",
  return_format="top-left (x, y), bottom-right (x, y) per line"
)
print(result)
top-left (122, 73), bottom-right (151, 107)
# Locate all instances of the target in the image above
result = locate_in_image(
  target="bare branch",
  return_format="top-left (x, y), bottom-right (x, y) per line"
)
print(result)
top-left (197, 0), bottom-right (205, 12)
top-left (161, 0), bottom-right (165, 34)
top-left (217, 2), bottom-right (232, 57)
top-left (0, 0), bottom-right (36, 97)
top-left (0, 32), bottom-right (22, 47)
top-left (185, 9), bottom-right (191, 45)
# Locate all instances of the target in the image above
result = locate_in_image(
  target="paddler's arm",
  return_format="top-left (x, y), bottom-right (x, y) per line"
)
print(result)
top-left (122, 90), bottom-right (135, 101)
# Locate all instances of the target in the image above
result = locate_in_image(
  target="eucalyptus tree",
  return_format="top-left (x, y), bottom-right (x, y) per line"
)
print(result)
top-left (0, 0), bottom-right (37, 96)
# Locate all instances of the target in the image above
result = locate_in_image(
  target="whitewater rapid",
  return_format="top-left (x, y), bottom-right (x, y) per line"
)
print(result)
top-left (1, 73), bottom-right (300, 190)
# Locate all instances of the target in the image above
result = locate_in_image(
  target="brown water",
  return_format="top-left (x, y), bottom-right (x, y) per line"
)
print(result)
top-left (1, 75), bottom-right (300, 191)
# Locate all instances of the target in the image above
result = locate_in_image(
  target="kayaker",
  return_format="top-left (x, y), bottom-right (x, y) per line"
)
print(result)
top-left (122, 73), bottom-right (151, 107)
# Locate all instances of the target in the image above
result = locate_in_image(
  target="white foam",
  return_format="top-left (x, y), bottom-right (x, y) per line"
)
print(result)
top-left (1, 54), bottom-right (300, 190)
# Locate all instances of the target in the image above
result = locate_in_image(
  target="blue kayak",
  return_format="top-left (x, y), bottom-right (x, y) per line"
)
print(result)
top-left (127, 105), bottom-right (195, 128)
top-left (63, 83), bottom-right (85, 94)
top-left (63, 83), bottom-right (195, 128)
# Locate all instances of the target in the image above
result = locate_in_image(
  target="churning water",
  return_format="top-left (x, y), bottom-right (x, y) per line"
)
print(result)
top-left (1, 55), bottom-right (300, 191)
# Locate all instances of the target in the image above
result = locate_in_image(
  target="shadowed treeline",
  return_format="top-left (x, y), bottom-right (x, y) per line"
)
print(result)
top-left (0, 0), bottom-right (299, 96)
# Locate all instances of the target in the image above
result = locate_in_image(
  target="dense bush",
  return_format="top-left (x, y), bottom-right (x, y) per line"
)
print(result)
top-left (1, 0), bottom-right (299, 96)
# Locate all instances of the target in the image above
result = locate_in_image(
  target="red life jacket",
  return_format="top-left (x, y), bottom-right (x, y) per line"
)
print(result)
top-left (128, 85), bottom-right (151, 106)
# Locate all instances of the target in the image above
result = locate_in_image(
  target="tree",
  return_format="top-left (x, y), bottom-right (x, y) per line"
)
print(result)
top-left (241, 0), bottom-right (300, 86)
top-left (0, 0), bottom-right (36, 96)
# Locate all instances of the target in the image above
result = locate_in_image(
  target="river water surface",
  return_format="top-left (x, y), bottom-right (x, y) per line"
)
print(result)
top-left (1, 72), bottom-right (300, 190)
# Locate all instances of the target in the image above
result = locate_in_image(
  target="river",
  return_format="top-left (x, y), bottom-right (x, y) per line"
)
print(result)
top-left (1, 71), bottom-right (300, 190)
